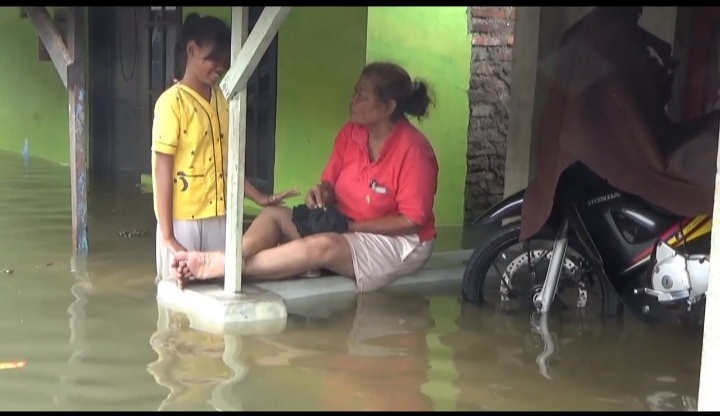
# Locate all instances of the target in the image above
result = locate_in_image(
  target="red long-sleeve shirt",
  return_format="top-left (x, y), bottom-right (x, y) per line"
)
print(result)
top-left (321, 120), bottom-right (439, 242)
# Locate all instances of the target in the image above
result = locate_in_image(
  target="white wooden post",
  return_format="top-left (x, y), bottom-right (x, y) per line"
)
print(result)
top-left (224, 7), bottom-right (249, 294)
top-left (220, 7), bottom-right (291, 100)
top-left (697, 125), bottom-right (720, 410)
top-left (222, 7), bottom-right (292, 293)
top-left (66, 7), bottom-right (90, 257)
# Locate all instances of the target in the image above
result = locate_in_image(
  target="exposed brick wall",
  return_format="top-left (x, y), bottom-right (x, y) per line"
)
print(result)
top-left (465, 7), bottom-right (515, 222)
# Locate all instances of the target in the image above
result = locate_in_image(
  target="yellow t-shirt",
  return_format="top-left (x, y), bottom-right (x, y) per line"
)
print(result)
top-left (151, 83), bottom-right (229, 221)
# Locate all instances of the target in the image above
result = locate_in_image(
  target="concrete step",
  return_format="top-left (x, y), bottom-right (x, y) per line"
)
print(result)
top-left (155, 249), bottom-right (472, 336)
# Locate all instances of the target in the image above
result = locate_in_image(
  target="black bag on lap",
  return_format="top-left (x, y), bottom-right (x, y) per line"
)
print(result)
top-left (291, 204), bottom-right (350, 237)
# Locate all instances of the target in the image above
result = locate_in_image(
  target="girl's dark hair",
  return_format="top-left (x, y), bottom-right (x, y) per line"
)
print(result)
top-left (173, 13), bottom-right (231, 79)
top-left (360, 61), bottom-right (435, 121)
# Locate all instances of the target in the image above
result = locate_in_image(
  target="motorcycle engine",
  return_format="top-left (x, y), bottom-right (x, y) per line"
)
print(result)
top-left (649, 241), bottom-right (710, 304)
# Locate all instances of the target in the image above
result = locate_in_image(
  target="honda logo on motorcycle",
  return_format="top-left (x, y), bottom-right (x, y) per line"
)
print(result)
top-left (587, 192), bottom-right (621, 207)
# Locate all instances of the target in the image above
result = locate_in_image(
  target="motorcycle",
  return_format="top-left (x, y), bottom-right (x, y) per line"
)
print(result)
top-left (462, 163), bottom-right (711, 324)
top-left (461, 7), bottom-right (716, 325)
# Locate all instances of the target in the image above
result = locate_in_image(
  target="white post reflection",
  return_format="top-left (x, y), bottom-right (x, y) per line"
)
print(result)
top-left (147, 304), bottom-right (184, 410)
top-left (148, 304), bottom-right (249, 411)
top-left (54, 255), bottom-right (92, 408)
top-left (210, 335), bottom-right (248, 411)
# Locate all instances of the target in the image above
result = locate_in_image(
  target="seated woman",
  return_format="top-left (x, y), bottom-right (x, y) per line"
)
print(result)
top-left (173, 61), bottom-right (440, 293)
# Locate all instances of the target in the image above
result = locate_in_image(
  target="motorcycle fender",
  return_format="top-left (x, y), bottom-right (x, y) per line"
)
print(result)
top-left (473, 189), bottom-right (525, 227)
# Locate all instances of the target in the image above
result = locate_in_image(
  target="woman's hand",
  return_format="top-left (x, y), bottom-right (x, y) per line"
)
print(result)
top-left (306, 183), bottom-right (334, 209)
top-left (257, 187), bottom-right (301, 207)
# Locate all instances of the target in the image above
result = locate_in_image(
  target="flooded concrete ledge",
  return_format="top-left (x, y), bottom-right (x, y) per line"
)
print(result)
top-left (156, 282), bottom-right (288, 335)
top-left (156, 249), bottom-right (472, 335)
top-left (256, 249), bottom-right (472, 300)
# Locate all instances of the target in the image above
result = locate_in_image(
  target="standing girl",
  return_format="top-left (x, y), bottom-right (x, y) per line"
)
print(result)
top-left (152, 13), bottom-right (296, 282)
top-left (152, 13), bottom-right (231, 282)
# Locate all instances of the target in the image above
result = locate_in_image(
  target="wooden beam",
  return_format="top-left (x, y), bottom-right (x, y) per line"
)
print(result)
top-left (224, 7), bottom-right (250, 294)
top-left (67, 7), bottom-right (89, 256)
top-left (24, 7), bottom-right (71, 88)
top-left (220, 6), bottom-right (291, 100)
top-left (504, 6), bottom-right (540, 197)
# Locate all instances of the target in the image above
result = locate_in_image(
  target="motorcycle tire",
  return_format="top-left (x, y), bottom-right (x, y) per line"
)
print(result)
top-left (462, 220), bottom-right (624, 317)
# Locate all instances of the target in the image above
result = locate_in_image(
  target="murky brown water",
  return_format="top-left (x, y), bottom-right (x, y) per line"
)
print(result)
top-left (0, 151), bottom-right (703, 411)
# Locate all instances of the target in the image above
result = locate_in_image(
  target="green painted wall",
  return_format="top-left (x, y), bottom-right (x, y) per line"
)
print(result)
top-left (0, 7), bottom-right (70, 165)
top-left (273, 7), bottom-right (368, 200)
top-left (366, 7), bottom-right (470, 226)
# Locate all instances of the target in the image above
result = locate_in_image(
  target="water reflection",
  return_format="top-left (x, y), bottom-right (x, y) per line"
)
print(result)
top-left (54, 256), bottom-right (91, 407)
top-left (452, 302), bottom-right (701, 411)
top-left (0, 152), bottom-right (165, 411)
top-left (0, 151), bottom-right (705, 411)
top-left (149, 291), bottom-right (442, 411)
top-left (148, 306), bottom-right (233, 411)
top-left (147, 287), bottom-right (701, 411)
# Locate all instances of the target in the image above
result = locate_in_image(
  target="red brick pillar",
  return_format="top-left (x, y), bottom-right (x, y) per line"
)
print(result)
top-left (465, 7), bottom-right (515, 222)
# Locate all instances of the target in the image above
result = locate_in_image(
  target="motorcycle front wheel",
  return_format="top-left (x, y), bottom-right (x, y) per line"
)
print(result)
top-left (462, 220), bottom-right (623, 318)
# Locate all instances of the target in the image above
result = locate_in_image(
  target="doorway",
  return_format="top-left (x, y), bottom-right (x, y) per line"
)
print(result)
top-left (246, 7), bottom-right (279, 195)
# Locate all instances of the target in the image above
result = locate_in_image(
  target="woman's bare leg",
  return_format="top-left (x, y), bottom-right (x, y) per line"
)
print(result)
top-left (244, 232), bottom-right (355, 280)
top-left (174, 233), bottom-right (355, 281)
top-left (173, 251), bottom-right (226, 281)
top-left (242, 206), bottom-right (301, 258)
top-left (172, 206), bottom-right (300, 284)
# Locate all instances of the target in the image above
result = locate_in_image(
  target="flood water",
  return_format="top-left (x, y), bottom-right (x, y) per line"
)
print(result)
top-left (0, 151), bottom-right (703, 411)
